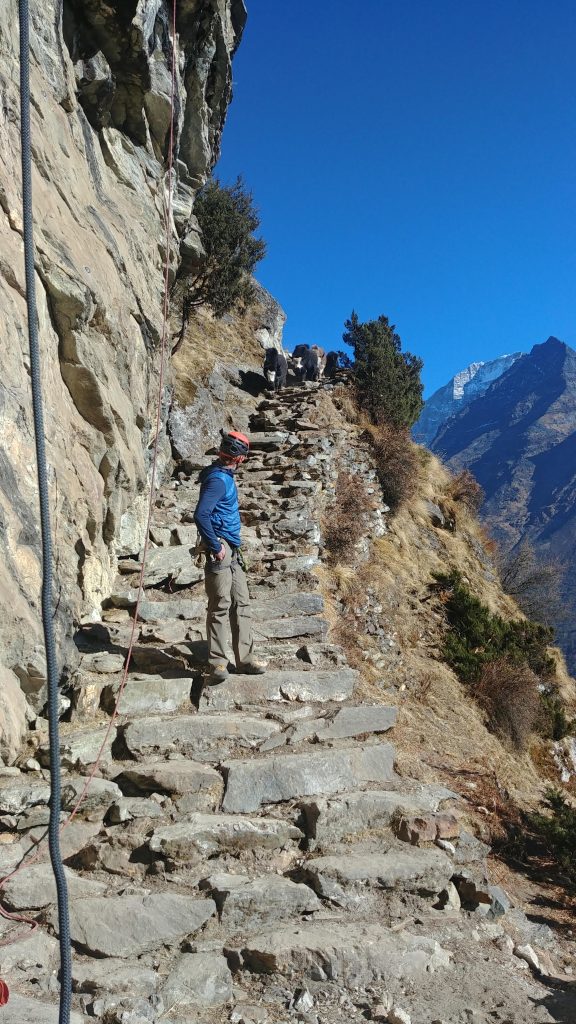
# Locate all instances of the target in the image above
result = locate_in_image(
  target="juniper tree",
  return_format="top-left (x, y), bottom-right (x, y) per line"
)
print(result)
top-left (343, 312), bottom-right (424, 428)
top-left (175, 177), bottom-right (266, 350)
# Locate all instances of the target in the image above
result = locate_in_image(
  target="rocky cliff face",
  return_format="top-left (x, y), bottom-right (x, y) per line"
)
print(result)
top-left (0, 0), bottom-right (245, 718)
top-left (431, 337), bottom-right (576, 670)
top-left (413, 352), bottom-right (522, 447)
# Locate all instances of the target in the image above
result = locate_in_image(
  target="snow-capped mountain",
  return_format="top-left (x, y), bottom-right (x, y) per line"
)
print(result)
top-left (413, 352), bottom-right (523, 446)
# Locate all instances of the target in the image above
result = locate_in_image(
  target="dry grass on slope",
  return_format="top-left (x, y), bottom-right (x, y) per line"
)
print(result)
top-left (171, 303), bottom-right (267, 407)
top-left (317, 422), bottom-right (576, 819)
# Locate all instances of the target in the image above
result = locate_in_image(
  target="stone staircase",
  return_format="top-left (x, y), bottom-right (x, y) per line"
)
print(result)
top-left (0, 384), bottom-right (563, 1024)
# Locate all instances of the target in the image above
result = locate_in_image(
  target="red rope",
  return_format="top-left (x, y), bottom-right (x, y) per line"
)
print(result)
top-left (0, 0), bottom-right (179, 943)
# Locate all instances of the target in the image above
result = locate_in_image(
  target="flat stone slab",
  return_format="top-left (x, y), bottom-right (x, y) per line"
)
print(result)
top-left (201, 669), bottom-right (357, 711)
top-left (116, 759), bottom-right (223, 809)
top-left (161, 952), bottom-right (233, 1008)
top-left (60, 776), bottom-right (123, 817)
top-left (53, 893), bottom-right (216, 957)
top-left (81, 651), bottom-right (125, 673)
top-left (137, 599), bottom-right (205, 621)
top-left (252, 615), bottom-right (327, 639)
top-left (203, 872), bottom-right (320, 926)
top-left (222, 743), bottom-right (397, 813)
top-left (231, 921), bottom-right (451, 984)
top-left (320, 705), bottom-right (397, 740)
top-left (38, 725), bottom-right (116, 769)
top-left (123, 714), bottom-right (280, 762)
top-left (0, 995), bottom-right (83, 1024)
top-left (120, 547), bottom-right (203, 587)
top-left (72, 957), bottom-right (157, 995)
top-left (251, 592), bottom-right (324, 619)
top-left (149, 813), bottom-right (302, 863)
top-left (305, 847), bottom-right (454, 902)
top-left (108, 796), bottom-right (166, 822)
top-left (2, 863), bottom-right (107, 910)
top-left (0, 776), bottom-right (50, 814)
top-left (301, 788), bottom-right (453, 845)
top-left (100, 673), bottom-right (192, 715)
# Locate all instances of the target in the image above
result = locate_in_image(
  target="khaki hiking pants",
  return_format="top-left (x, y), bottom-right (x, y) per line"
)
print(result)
top-left (204, 540), bottom-right (255, 670)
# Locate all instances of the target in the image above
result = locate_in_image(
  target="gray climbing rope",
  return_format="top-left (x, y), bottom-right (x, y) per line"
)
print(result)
top-left (18, 1), bottom-right (72, 1020)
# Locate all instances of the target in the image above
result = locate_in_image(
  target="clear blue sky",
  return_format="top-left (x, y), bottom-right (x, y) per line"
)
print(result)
top-left (215, 0), bottom-right (576, 396)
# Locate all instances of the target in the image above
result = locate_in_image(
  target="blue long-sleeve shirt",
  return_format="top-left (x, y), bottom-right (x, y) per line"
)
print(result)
top-left (193, 463), bottom-right (242, 552)
top-left (194, 474), bottom-right (227, 552)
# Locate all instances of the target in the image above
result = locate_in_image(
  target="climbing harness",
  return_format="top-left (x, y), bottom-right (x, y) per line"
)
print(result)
top-left (1, 1), bottom-right (180, 1019)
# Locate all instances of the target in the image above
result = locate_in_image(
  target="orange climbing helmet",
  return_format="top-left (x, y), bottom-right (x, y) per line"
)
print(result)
top-left (218, 430), bottom-right (250, 462)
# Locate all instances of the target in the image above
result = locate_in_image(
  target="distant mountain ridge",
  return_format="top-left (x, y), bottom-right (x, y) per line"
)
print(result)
top-left (413, 352), bottom-right (523, 446)
top-left (427, 336), bottom-right (576, 671)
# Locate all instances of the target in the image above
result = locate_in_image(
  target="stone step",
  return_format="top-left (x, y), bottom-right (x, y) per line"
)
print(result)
top-left (199, 668), bottom-right (357, 710)
top-left (100, 673), bottom-right (192, 716)
top-left (227, 920), bottom-right (451, 984)
top-left (200, 871), bottom-right (320, 927)
top-left (303, 845), bottom-right (454, 906)
top-left (122, 712), bottom-right (281, 762)
top-left (252, 592), bottom-right (324, 618)
top-left (37, 725), bottom-right (116, 770)
top-left (247, 431), bottom-right (295, 448)
top-left (0, 995), bottom-right (84, 1024)
top-left (115, 759), bottom-right (224, 811)
top-left (222, 742), bottom-right (397, 813)
top-left (117, 546), bottom-right (202, 587)
top-left (160, 952), bottom-right (232, 1011)
top-left (148, 812), bottom-right (302, 865)
top-left (1, 862), bottom-right (108, 911)
top-left (51, 892), bottom-right (217, 958)
top-left (252, 615), bottom-right (327, 640)
top-left (259, 704), bottom-right (398, 752)
top-left (300, 785), bottom-right (459, 848)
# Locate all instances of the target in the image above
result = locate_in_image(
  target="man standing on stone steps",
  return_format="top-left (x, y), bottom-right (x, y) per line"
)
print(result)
top-left (193, 430), bottom-right (268, 684)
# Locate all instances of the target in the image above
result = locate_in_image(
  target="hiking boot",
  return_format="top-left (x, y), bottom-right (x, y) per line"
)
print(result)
top-left (237, 658), bottom-right (267, 675)
top-left (207, 663), bottom-right (228, 685)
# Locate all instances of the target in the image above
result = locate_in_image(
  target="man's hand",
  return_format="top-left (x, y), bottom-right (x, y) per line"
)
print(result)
top-left (213, 543), bottom-right (226, 562)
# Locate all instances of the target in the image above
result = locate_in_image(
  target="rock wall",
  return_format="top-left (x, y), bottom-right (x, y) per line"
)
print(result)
top-left (0, 0), bottom-right (246, 730)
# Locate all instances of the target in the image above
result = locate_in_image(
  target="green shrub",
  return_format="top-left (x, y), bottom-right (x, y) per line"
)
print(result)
top-left (175, 177), bottom-right (266, 350)
top-left (529, 789), bottom-right (576, 881)
top-left (343, 312), bottom-right (424, 428)
top-left (539, 689), bottom-right (573, 741)
top-left (435, 569), bottom-right (555, 683)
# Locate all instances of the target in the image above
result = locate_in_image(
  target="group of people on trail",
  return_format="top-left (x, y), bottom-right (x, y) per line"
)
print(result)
top-left (194, 341), bottom-right (342, 682)
top-left (263, 344), bottom-right (340, 392)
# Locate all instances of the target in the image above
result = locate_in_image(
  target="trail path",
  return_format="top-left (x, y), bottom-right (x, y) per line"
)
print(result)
top-left (1, 383), bottom-right (572, 1024)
